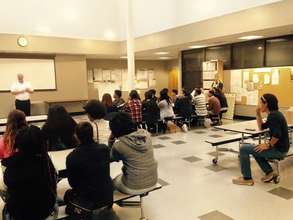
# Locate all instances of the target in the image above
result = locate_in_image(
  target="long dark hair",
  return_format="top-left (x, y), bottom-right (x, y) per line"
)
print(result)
top-left (159, 88), bottom-right (171, 104)
top-left (3, 110), bottom-right (27, 154)
top-left (102, 93), bottom-right (113, 108)
top-left (45, 105), bottom-right (75, 132)
top-left (15, 125), bottom-right (57, 196)
top-left (183, 88), bottom-right (192, 101)
top-left (129, 90), bottom-right (140, 100)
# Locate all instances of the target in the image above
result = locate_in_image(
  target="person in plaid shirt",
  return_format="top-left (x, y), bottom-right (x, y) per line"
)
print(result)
top-left (124, 90), bottom-right (142, 128)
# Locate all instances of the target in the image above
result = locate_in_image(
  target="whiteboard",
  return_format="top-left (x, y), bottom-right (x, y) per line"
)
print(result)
top-left (0, 58), bottom-right (56, 91)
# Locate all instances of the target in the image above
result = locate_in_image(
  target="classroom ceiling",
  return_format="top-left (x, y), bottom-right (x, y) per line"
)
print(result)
top-left (0, 0), bottom-right (281, 41)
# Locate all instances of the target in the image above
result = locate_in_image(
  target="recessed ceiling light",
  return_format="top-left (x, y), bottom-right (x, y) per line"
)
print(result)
top-left (267, 38), bottom-right (287, 43)
top-left (188, 45), bottom-right (206, 49)
top-left (159, 57), bottom-right (172, 60)
top-left (120, 56), bottom-right (127, 59)
top-left (257, 46), bottom-right (263, 50)
top-left (238, 35), bottom-right (263, 40)
top-left (155, 52), bottom-right (169, 55)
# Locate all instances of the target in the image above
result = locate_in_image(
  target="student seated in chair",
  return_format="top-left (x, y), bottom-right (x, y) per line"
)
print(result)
top-left (0, 110), bottom-right (28, 159)
top-left (2, 125), bottom-right (57, 220)
top-left (142, 91), bottom-right (160, 134)
top-left (233, 94), bottom-right (290, 186)
top-left (113, 90), bottom-right (125, 110)
top-left (42, 105), bottom-right (78, 151)
top-left (193, 88), bottom-right (208, 117)
top-left (83, 99), bottom-right (111, 145)
top-left (158, 88), bottom-right (175, 133)
top-left (124, 90), bottom-right (143, 129)
top-left (214, 87), bottom-right (228, 118)
top-left (174, 88), bottom-right (193, 132)
top-left (64, 122), bottom-right (114, 217)
top-left (109, 112), bottom-right (158, 195)
top-left (207, 89), bottom-right (221, 126)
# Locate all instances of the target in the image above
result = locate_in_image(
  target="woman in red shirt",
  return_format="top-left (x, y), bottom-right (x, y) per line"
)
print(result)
top-left (124, 90), bottom-right (142, 128)
top-left (0, 110), bottom-right (28, 159)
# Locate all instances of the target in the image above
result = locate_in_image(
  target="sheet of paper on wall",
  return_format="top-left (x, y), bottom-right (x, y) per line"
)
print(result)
top-left (252, 74), bottom-right (259, 83)
top-left (136, 80), bottom-right (148, 89)
top-left (246, 82), bottom-right (255, 91)
top-left (102, 69), bottom-right (111, 81)
top-left (87, 69), bottom-right (93, 83)
top-left (148, 70), bottom-right (155, 80)
top-left (230, 70), bottom-right (242, 93)
top-left (149, 79), bottom-right (156, 87)
top-left (93, 68), bottom-right (103, 81)
top-left (264, 74), bottom-right (270, 84)
top-left (203, 80), bottom-right (213, 89)
top-left (272, 69), bottom-right (279, 85)
top-left (95, 82), bottom-right (120, 100)
top-left (111, 69), bottom-right (122, 81)
top-left (121, 69), bottom-right (128, 91)
top-left (136, 70), bottom-right (148, 80)
top-left (243, 71), bottom-right (250, 82)
top-left (203, 71), bottom-right (216, 80)
top-left (246, 91), bottom-right (258, 105)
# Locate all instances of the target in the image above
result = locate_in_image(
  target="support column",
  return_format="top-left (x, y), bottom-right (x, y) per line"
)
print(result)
top-left (126, 0), bottom-right (135, 91)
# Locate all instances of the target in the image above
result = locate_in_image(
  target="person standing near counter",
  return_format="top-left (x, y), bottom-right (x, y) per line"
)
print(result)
top-left (10, 73), bottom-right (34, 116)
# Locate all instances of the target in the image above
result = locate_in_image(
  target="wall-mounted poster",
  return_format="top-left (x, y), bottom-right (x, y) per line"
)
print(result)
top-left (272, 69), bottom-right (279, 85)
top-left (136, 69), bottom-right (148, 80)
top-left (93, 68), bottom-right (103, 81)
top-left (102, 69), bottom-right (111, 81)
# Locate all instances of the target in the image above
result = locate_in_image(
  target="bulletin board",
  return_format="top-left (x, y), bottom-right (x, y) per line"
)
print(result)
top-left (230, 67), bottom-right (293, 107)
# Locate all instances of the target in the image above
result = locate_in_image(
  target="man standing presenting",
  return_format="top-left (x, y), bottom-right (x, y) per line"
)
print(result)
top-left (10, 73), bottom-right (34, 116)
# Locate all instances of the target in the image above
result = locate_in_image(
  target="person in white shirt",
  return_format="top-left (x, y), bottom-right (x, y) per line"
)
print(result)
top-left (10, 74), bottom-right (34, 116)
top-left (193, 88), bottom-right (208, 116)
top-left (83, 99), bottom-right (111, 145)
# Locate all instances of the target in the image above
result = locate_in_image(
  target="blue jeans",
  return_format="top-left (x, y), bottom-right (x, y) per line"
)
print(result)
top-left (239, 143), bottom-right (286, 179)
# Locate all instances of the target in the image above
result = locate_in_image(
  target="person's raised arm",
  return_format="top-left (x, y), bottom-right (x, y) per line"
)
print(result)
top-left (256, 106), bottom-right (263, 130)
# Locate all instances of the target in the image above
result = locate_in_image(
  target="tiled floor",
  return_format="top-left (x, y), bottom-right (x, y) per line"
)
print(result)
top-left (106, 120), bottom-right (293, 220)
top-left (3, 116), bottom-right (293, 220)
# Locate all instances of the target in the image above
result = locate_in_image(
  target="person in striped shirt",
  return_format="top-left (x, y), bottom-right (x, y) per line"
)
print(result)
top-left (193, 88), bottom-right (208, 117)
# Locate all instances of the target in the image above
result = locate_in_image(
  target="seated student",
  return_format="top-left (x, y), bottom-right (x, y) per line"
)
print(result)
top-left (64, 122), bottom-right (113, 216)
top-left (110, 112), bottom-right (158, 195)
top-left (174, 89), bottom-right (193, 132)
top-left (102, 93), bottom-right (117, 114)
top-left (42, 105), bottom-right (78, 151)
top-left (193, 88), bottom-right (208, 117)
top-left (142, 91), bottom-right (160, 133)
top-left (83, 99), bottom-right (111, 145)
top-left (113, 90), bottom-right (125, 110)
top-left (214, 87), bottom-right (228, 117)
top-left (124, 90), bottom-right (142, 128)
top-left (171, 89), bottom-right (179, 104)
top-left (2, 125), bottom-right (57, 220)
top-left (207, 89), bottom-right (221, 125)
top-left (233, 94), bottom-right (290, 186)
top-left (158, 88), bottom-right (175, 132)
top-left (0, 110), bottom-right (27, 159)
top-left (149, 89), bottom-right (158, 102)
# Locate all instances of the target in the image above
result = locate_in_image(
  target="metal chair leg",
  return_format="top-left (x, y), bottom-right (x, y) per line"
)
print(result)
top-left (140, 195), bottom-right (147, 220)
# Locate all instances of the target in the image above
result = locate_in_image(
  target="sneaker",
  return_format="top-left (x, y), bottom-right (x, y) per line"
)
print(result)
top-left (232, 177), bottom-right (254, 186)
top-left (261, 171), bottom-right (276, 183)
top-left (182, 124), bottom-right (188, 132)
